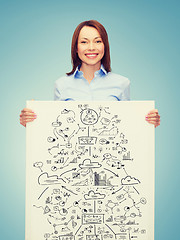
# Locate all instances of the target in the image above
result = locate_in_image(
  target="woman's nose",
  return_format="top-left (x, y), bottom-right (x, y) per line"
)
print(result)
top-left (88, 42), bottom-right (95, 50)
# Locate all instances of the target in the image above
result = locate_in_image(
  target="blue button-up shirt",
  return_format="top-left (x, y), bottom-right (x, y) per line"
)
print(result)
top-left (54, 65), bottom-right (130, 101)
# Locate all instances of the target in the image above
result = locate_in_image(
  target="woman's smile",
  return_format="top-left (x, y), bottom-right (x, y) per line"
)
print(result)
top-left (85, 53), bottom-right (99, 59)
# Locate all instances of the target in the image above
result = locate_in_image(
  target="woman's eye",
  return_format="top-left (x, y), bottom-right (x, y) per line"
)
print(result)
top-left (96, 40), bottom-right (102, 43)
top-left (81, 41), bottom-right (87, 44)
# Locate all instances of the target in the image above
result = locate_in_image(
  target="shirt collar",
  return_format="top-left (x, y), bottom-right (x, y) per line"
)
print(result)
top-left (73, 64), bottom-right (107, 79)
top-left (73, 65), bottom-right (83, 78)
top-left (97, 64), bottom-right (108, 76)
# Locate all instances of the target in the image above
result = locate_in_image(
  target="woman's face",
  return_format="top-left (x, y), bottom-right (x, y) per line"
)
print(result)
top-left (77, 26), bottom-right (105, 69)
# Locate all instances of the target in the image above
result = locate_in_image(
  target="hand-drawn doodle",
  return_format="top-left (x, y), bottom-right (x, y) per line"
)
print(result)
top-left (79, 159), bottom-right (102, 169)
top-left (80, 109), bottom-right (99, 125)
top-left (100, 117), bottom-right (111, 125)
top-left (122, 151), bottom-right (133, 161)
top-left (38, 172), bottom-right (66, 185)
top-left (26, 102), bottom-right (154, 240)
top-left (99, 138), bottom-right (110, 145)
top-left (121, 176), bottom-right (140, 185)
top-left (33, 162), bottom-right (43, 172)
top-left (99, 127), bottom-right (118, 136)
top-left (84, 191), bottom-right (106, 200)
top-left (52, 116), bottom-right (62, 127)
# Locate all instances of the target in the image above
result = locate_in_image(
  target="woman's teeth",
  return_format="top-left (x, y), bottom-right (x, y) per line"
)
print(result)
top-left (86, 54), bottom-right (98, 57)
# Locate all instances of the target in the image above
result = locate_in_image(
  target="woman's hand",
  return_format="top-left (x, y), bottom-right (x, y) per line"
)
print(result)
top-left (145, 109), bottom-right (160, 128)
top-left (19, 108), bottom-right (37, 127)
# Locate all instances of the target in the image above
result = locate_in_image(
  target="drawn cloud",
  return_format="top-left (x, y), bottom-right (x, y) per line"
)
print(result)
top-left (79, 159), bottom-right (102, 169)
top-left (84, 190), bottom-right (105, 200)
top-left (38, 172), bottom-right (66, 185)
top-left (121, 176), bottom-right (140, 185)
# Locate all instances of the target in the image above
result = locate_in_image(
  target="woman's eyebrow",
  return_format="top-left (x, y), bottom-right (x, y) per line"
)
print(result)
top-left (81, 37), bottom-right (89, 40)
top-left (80, 36), bottom-right (101, 40)
top-left (94, 36), bottom-right (101, 39)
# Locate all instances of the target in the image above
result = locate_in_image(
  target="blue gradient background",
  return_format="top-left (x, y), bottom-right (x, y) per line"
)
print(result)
top-left (1, 0), bottom-right (179, 239)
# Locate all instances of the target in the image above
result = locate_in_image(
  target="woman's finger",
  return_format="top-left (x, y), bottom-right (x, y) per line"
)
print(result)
top-left (24, 116), bottom-right (36, 121)
top-left (20, 113), bottom-right (36, 118)
top-left (147, 109), bottom-right (159, 115)
top-left (147, 119), bottom-right (160, 126)
top-left (147, 120), bottom-right (160, 125)
top-left (20, 119), bottom-right (26, 127)
top-left (21, 108), bottom-right (34, 113)
top-left (146, 117), bottom-right (160, 122)
top-left (146, 116), bottom-right (160, 122)
top-left (146, 113), bottom-right (160, 118)
top-left (23, 114), bottom-right (36, 119)
top-left (146, 119), bottom-right (160, 126)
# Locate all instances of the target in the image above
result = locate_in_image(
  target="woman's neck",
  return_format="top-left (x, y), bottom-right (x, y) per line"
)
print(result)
top-left (80, 63), bottom-right (101, 83)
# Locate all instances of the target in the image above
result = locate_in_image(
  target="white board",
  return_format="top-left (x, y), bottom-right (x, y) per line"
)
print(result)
top-left (26, 101), bottom-right (154, 240)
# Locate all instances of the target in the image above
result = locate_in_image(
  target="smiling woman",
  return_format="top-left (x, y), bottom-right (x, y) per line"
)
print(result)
top-left (19, 20), bottom-right (160, 128)
top-left (76, 26), bottom-right (105, 82)
top-left (67, 20), bottom-right (110, 80)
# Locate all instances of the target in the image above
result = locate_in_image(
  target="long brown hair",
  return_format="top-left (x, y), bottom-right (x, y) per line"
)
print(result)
top-left (66, 20), bottom-right (111, 76)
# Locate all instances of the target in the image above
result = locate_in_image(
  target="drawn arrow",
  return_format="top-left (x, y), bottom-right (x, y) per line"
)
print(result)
top-left (60, 168), bottom-right (76, 177)
top-left (61, 186), bottom-right (78, 195)
top-left (47, 218), bottom-right (52, 224)
top-left (112, 186), bottom-right (123, 195)
top-left (123, 167), bottom-right (128, 175)
top-left (104, 168), bottom-right (119, 177)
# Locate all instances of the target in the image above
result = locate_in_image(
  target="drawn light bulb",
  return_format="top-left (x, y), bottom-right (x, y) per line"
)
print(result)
top-left (33, 162), bottom-right (43, 172)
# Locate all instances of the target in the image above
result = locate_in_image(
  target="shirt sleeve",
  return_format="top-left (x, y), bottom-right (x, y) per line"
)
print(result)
top-left (54, 82), bottom-right (61, 101)
top-left (121, 78), bottom-right (130, 101)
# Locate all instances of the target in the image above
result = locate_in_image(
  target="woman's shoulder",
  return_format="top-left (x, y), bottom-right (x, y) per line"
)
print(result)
top-left (106, 72), bottom-right (130, 86)
top-left (55, 74), bottom-right (73, 86)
